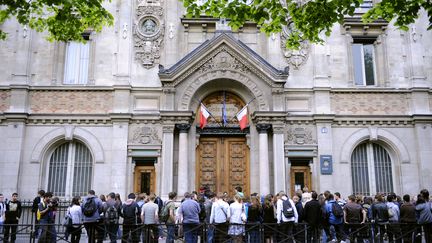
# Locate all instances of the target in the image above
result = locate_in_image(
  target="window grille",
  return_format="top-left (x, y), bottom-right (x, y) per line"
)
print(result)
top-left (351, 142), bottom-right (393, 195)
top-left (351, 143), bottom-right (370, 195)
top-left (47, 141), bottom-right (93, 197)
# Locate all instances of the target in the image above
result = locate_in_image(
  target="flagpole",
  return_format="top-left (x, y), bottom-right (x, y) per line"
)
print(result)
top-left (194, 98), bottom-right (224, 128)
top-left (234, 97), bottom-right (256, 119)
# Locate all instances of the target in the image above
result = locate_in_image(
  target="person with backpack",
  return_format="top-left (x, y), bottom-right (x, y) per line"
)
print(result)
top-left (31, 190), bottom-right (44, 238)
top-left (102, 192), bottom-right (121, 243)
top-left (325, 193), bottom-right (346, 243)
top-left (37, 192), bottom-right (54, 243)
top-left (122, 193), bottom-right (141, 243)
top-left (3, 192), bottom-right (22, 243)
top-left (276, 191), bottom-right (298, 243)
top-left (81, 189), bottom-right (104, 243)
top-left (161, 192), bottom-right (177, 243)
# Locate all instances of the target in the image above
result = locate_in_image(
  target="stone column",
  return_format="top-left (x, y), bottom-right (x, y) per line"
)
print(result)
top-left (176, 124), bottom-right (191, 196)
top-left (160, 125), bottom-right (175, 198)
top-left (272, 124), bottom-right (286, 193)
top-left (257, 124), bottom-right (271, 195)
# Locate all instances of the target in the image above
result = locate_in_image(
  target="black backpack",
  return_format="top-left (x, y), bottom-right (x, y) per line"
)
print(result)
top-left (105, 205), bottom-right (119, 224)
top-left (83, 197), bottom-right (97, 217)
top-left (282, 199), bottom-right (294, 218)
top-left (332, 202), bottom-right (344, 218)
top-left (122, 202), bottom-right (139, 225)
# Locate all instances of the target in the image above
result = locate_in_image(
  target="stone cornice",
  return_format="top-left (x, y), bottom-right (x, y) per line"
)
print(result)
top-left (160, 110), bottom-right (194, 124)
top-left (252, 111), bottom-right (286, 124)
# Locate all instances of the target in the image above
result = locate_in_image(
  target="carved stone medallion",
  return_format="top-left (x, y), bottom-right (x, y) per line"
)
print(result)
top-left (130, 126), bottom-right (161, 144)
top-left (134, 1), bottom-right (165, 68)
top-left (280, 26), bottom-right (310, 69)
top-left (286, 127), bottom-right (316, 145)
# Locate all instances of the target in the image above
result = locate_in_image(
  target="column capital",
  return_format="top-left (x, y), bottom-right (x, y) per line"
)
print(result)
top-left (256, 124), bottom-right (272, 133)
top-left (175, 123), bottom-right (191, 133)
top-left (162, 124), bottom-right (175, 133)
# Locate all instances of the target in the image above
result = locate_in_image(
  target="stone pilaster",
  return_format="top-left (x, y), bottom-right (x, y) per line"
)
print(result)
top-left (161, 125), bottom-right (175, 198)
top-left (176, 123), bottom-right (191, 195)
top-left (272, 124), bottom-right (286, 193)
top-left (257, 124), bottom-right (271, 195)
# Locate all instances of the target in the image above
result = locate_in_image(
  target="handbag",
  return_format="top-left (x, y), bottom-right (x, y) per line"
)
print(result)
top-left (63, 209), bottom-right (72, 227)
top-left (240, 205), bottom-right (247, 223)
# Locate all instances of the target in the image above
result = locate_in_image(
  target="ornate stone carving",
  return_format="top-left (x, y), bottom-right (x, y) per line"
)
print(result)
top-left (331, 92), bottom-right (409, 115)
top-left (130, 126), bottom-right (161, 144)
top-left (281, 26), bottom-right (310, 69)
top-left (134, 1), bottom-right (164, 68)
top-left (198, 50), bottom-right (250, 74)
top-left (286, 127), bottom-right (316, 145)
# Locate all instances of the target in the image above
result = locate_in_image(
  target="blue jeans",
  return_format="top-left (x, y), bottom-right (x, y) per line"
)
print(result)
top-left (183, 223), bottom-right (199, 243)
top-left (207, 225), bottom-right (214, 243)
top-left (166, 224), bottom-right (176, 243)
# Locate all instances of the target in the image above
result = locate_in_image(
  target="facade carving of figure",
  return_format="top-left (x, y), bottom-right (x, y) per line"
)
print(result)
top-left (142, 19), bottom-right (157, 34)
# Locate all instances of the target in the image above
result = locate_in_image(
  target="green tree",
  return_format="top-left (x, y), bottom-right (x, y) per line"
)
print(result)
top-left (181, 0), bottom-right (432, 48)
top-left (0, 0), bottom-right (113, 41)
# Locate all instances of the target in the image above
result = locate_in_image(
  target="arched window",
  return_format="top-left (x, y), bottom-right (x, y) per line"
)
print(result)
top-left (47, 140), bottom-right (93, 197)
top-left (351, 142), bottom-right (393, 195)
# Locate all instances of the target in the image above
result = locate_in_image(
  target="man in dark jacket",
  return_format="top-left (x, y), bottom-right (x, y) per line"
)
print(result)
top-left (344, 194), bottom-right (365, 242)
top-left (4, 193), bottom-right (22, 243)
top-left (303, 191), bottom-right (322, 243)
top-left (122, 193), bottom-right (141, 243)
top-left (31, 190), bottom-right (45, 238)
top-left (372, 194), bottom-right (389, 243)
top-left (400, 194), bottom-right (416, 243)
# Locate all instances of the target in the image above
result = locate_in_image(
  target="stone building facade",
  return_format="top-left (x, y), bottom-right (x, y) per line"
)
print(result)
top-left (0, 0), bottom-right (431, 199)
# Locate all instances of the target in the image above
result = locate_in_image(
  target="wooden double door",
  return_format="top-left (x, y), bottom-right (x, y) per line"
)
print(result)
top-left (196, 137), bottom-right (249, 196)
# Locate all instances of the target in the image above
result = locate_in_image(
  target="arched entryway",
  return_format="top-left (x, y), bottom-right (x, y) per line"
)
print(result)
top-left (195, 91), bottom-right (250, 196)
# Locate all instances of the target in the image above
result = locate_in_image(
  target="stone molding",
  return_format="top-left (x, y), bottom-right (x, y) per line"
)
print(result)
top-left (30, 126), bottom-right (105, 164)
top-left (339, 128), bottom-right (410, 164)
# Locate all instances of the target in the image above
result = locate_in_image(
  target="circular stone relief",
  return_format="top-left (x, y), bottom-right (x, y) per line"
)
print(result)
top-left (139, 18), bottom-right (158, 36)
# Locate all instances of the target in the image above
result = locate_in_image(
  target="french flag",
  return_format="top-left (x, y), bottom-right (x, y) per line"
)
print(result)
top-left (236, 106), bottom-right (248, 130)
top-left (199, 104), bottom-right (210, 129)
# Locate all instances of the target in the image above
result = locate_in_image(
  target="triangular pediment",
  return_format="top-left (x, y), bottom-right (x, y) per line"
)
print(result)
top-left (159, 32), bottom-right (288, 88)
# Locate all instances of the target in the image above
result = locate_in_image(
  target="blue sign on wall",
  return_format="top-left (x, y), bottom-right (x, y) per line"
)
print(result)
top-left (320, 155), bottom-right (333, 175)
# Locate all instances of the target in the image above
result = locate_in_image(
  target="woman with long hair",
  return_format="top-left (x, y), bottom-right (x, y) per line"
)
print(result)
top-left (228, 194), bottom-right (245, 243)
top-left (247, 195), bottom-right (262, 243)
top-left (262, 194), bottom-right (276, 243)
top-left (68, 196), bottom-right (83, 243)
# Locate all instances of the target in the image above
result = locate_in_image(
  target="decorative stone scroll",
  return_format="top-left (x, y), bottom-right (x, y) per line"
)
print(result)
top-left (280, 26), bottom-right (310, 69)
top-left (134, 0), bottom-right (164, 68)
top-left (286, 127), bottom-right (316, 145)
top-left (130, 126), bottom-right (161, 144)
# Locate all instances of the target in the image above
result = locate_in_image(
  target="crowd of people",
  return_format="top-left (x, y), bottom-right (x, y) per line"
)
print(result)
top-left (0, 187), bottom-right (431, 243)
